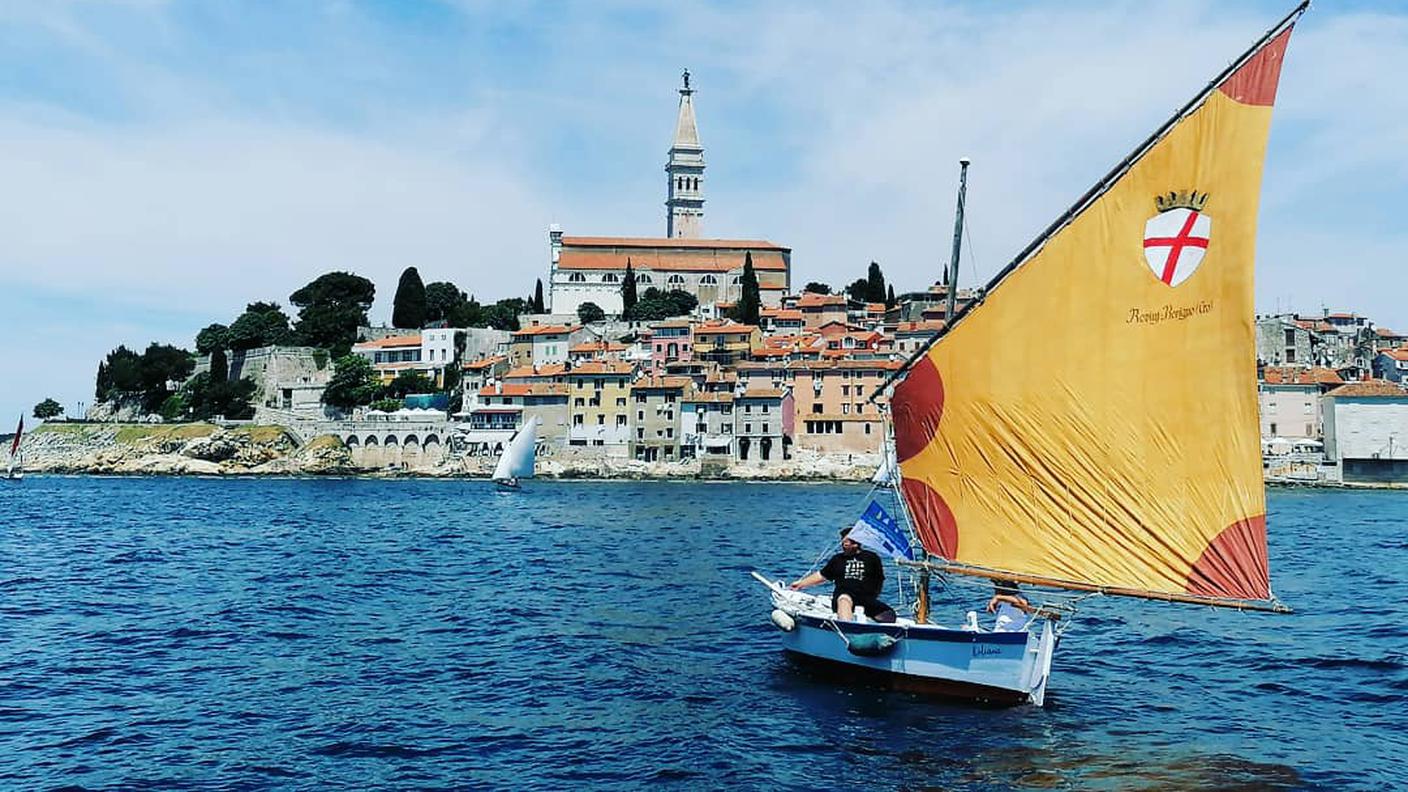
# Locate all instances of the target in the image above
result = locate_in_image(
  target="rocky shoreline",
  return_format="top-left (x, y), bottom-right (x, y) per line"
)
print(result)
top-left (22, 423), bottom-right (879, 481)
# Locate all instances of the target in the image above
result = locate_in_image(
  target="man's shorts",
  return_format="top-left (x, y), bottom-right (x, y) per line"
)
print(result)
top-left (832, 592), bottom-right (895, 619)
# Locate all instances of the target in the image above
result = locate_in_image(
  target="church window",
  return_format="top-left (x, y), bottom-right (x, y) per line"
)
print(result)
top-left (668, 274), bottom-right (686, 286)
top-left (635, 273), bottom-right (653, 284)
top-left (692, 177), bottom-right (698, 190)
top-left (568, 272), bottom-right (586, 283)
top-left (700, 275), bottom-right (717, 285)
top-left (602, 273), bottom-right (619, 283)
top-left (731, 275), bottom-right (743, 285)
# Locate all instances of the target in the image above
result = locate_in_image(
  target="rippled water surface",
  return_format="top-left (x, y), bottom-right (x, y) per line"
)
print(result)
top-left (1, 478), bottom-right (1404, 789)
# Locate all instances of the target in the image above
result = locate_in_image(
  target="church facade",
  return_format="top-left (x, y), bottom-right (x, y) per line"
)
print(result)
top-left (549, 71), bottom-right (791, 316)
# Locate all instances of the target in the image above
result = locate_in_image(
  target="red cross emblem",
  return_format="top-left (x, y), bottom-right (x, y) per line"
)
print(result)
top-left (1143, 206), bottom-right (1211, 287)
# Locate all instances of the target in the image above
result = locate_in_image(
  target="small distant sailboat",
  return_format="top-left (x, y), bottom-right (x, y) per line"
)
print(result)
top-left (5, 416), bottom-right (23, 481)
top-left (492, 415), bottom-right (540, 489)
top-left (758, 4), bottom-right (1305, 706)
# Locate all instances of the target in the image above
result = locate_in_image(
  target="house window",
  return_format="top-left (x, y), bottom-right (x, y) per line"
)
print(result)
top-left (574, 415), bottom-right (584, 425)
top-left (745, 423), bottom-right (752, 433)
top-left (617, 415), bottom-right (627, 427)
top-left (812, 403), bottom-right (823, 414)
top-left (616, 397), bottom-right (627, 407)
top-left (575, 397), bottom-right (584, 407)
top-left (864, 423), bottom-right (872, 435)
top-left (666, 428), bottom-right (674, 438)
top-left (597, 414), bottom-right (605, 425)
top-left (1269, 422), bottom-right (1278, 434)
top-left (638, 428), bottom-right (645, 439)
top-left (842, 404), bottom-right (850, 415)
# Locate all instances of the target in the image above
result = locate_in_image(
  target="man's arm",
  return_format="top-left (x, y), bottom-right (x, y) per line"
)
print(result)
top-left (789, 571), bottom-right (827, 590)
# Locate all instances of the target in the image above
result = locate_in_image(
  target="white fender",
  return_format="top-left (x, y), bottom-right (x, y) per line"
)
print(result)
top-left (770, 609), bottom-right (797, 632)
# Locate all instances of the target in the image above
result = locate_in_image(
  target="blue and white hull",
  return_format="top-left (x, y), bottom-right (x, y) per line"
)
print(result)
top-left (757, 575), bottom-right (1058, 706)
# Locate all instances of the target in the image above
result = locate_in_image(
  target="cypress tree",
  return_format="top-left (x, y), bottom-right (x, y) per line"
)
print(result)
top-left (866, 261), bottom-right (887, 303)
top-left (533, 279), bottom-right (545, 313)
top-left (886, 284), bottom-right (896, 308)
top-left (622, 258), bottom-right (639, 315)
top-left (391, 266), bottom-right (428, 328)
top-left (738, 253), bottom-right (761, 326)
top-left (210, 347), bottom-right (229, 383)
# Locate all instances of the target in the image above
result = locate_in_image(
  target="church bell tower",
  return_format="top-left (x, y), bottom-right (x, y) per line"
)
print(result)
top-left (666, 69), bottom-right (705, 239)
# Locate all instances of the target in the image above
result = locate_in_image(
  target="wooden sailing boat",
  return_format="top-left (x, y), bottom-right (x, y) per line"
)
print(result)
top-left (758, 3), bottom-right (1304, 705)
top-left (5, 416), bottom-right (23, 481)
top-left (492, 415), bottom-right (540, 489)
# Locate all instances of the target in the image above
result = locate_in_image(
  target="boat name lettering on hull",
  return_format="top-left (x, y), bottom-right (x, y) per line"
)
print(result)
top-left (1126, 300), bottom-right (1214, 325)
top-left (972, 644), bottom-right (1005, 658)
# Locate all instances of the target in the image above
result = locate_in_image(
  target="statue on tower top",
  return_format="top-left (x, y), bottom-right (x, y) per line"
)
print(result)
top-left (681, 68), bottom-right (692, 94)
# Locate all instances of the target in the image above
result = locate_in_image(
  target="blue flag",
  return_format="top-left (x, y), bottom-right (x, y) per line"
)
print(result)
top-left (847, 501), bottom-right (913, 561)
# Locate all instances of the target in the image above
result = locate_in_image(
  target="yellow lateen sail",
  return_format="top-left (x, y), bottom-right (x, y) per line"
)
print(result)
top-left (890, 8), bottom-right (1304, 607)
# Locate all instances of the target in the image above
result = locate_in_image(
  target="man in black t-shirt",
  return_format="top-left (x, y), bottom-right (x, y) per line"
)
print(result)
top-left (789, 528), bottom-right (897, 623)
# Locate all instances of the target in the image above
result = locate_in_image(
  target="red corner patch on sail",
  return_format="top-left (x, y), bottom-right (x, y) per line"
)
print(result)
top-left (1185, 515), bottom-right (1271, 601)
top-left (892, 356), bottom-right (944, 463)
top-left (901, 477), bottom-right (958, 559)
top-left (1218, 27), bottom-right (1292, 106)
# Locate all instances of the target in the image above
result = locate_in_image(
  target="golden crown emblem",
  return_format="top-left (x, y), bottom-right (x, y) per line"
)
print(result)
top-left (1154, 190), bottom-right (1210, 212)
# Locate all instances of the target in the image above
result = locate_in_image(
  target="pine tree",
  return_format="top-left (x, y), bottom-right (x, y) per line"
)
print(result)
top-left (622, 258), bottom-right (639, 315)
top-left (533, 279), bottom-right (545, 313)
top-left (866, 261), bottom-right (887, 303)
top-left (391, 266), bottom-right (428, 329)
top-left (737, 253), bottom-right (761, 326)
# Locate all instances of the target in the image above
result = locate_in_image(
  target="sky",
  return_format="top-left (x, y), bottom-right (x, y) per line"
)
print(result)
top-left (1, 0), bottom-right (1405, 423)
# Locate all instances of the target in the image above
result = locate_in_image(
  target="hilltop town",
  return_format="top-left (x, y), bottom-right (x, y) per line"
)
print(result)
top-left (21, 73), bottom-right (1408, 485)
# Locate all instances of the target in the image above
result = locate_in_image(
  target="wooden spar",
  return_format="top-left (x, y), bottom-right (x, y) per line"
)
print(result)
top-left (944, 158), bottom-right (970, 323)
top-left (898, 559), bottom-right (1293, 614)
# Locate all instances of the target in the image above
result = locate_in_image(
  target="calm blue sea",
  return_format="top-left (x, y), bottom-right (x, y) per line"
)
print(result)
top-left (0, 478), bottom-right (1404, 790)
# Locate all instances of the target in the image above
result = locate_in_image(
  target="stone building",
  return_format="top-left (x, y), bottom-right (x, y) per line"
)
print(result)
top-left (734, 387), bottom-right (793, 464)
top-left (1258, 366), bottom-right (1343, 440)
top-left (682, 391), bottom-right (734, 460)
top-left (547, 73), bottom-right (791, 316)
top-left (1323, 380), bottom-right (1408, 483)
top-left (567, 361), bottom-right (634, 451)
top-left (630, 375), bottom-right (691, 462)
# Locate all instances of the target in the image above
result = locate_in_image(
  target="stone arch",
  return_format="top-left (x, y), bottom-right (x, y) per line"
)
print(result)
top-left (364, 435), bottom-right (379, 446)
top-left (345, 435), bottom-right (360, 447)
top-left (384, 434), bottom-right (399, 446)
top-left (402, 434), bottom-right (422, 467)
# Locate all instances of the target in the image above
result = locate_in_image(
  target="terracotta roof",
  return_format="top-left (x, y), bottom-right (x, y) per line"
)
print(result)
top-left (503, 363), bottom-right (568, 380)
top-left (462, 355), bottom-right (507, 371)
top-left (1379, 348), bottom-right (1408, 362)
top-left (570, 340), bottom-right (627, 354)
top-left (797, 292), bottom-right (847, 308)
top-left (1325, 380), bottom-right (1407, 398)
top-left (739, 387), bottom-right (786, 399)
top-left (1375, 327), bottom-right (1404, 338)
top-left (896, 320), bottom-right (947, 334)
top-left (695, 322), bottom-right (759, 336)
top-left (684, 392), bottom-right (734, 403)
top-left (651, 319), bottom-right (693, 329)
top-left (1262, 366), bottom-right (1344, 385)
top-left (477, 383), bottom-right (568, 398)
top-left (354, 335), bottom-right (421, 349)
top-left (512, 324), bottom-right (578, 338)
top-left (761, 308), bottom-right (804, 321)
top-left (567, 361), bottom-right (635, 376)
top-left (632, 376), bottom-right (693, 390)
top-left (562, 236), bottom-right (787, 250)
top-left (863, 302), bottom-right (886, 312)
top-left (736, 359), bottom-right (903, 372)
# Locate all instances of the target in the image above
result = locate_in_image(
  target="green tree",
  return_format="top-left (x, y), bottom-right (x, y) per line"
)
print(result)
top-left (321, 355), bottom-right (380, 411)
top-left (182, 372), bottom-right (257, 420)
top-left (209, 347), bottom-right (229, 383)
top-left (577, 302), bottom-right (606, 324)
top-left (803, 282), bottom-right (832, 295)
top-left (195, 323), bottom-right (230, 354)
top-left (290, 272), bottom-right (376, 354)
top-left (228, 302), bottom-right (294, 351)
top-left (886, 284), bottom-right (897, 308)
top-left (533, 279), bottom-right (546, 313)
top-left (844, 277), bottom-right (871, 301)
top-left (99, 346), bottom-right (143, 397)
top-left (447, 296), bottom-right (485, 328)
top-left (482, 298), bottom-right (526, 331)
top-left (370, 398), bottom-right (404, 413)
top-left (665, 289), bottom-right (698, 315)
top-left (622, 259), bottom-right (638, 314)
top-left (384, 370), bottom-right (435, 398)
top-left (866, 261), bottom-right (887, 303)
top-left (625, 288), bottom-right (698, 322)
top-left (425, 281), bottom-right (467, 324)
top-left (139, 343), bottom-right (197, 412)
top-left (391, 266), bottom-right (428, 329)
top-left (33, 398), bottom-right (63, 420)
top-left (732, 253), bottom-right (761, 326)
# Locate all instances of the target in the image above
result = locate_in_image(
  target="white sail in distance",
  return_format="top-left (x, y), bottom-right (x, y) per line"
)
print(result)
top-left (492, 416), bottom-right (540, 482)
